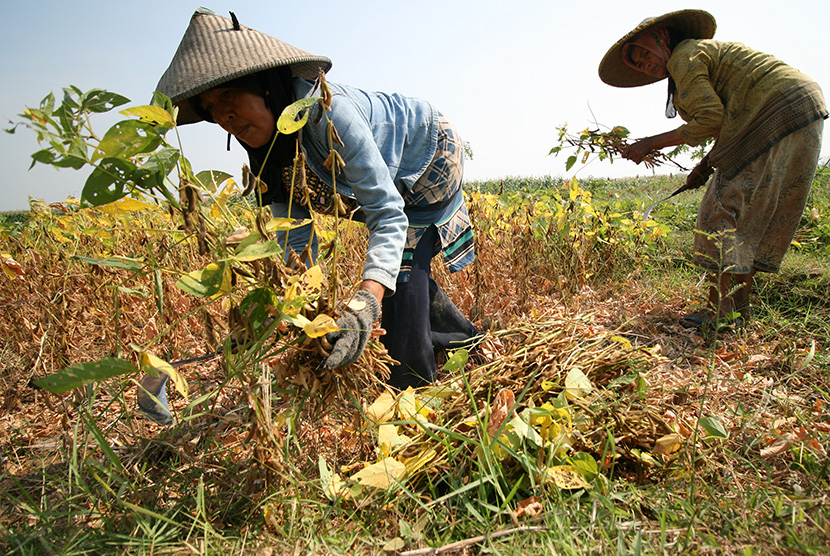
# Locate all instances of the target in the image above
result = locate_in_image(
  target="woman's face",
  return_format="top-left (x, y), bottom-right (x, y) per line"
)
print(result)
top-left (628, 45), bottom-right (668, 78)
top-left (197, 87), bottom-right (275, 148)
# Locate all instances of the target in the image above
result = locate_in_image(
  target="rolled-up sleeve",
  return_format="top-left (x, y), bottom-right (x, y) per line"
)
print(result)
top-left (304, 96), bottom-right (408, 292)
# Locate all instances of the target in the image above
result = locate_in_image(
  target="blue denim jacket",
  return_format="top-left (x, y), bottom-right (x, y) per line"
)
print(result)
top-left (271, 78), bottom-right (440, 292)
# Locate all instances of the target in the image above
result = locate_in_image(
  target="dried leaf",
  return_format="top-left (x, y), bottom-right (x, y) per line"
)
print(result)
top-left (366, 391), bottom-right (397, 424)
top-left (652, 433), bottom-right (683, 455)
top-left (351, 457), bottom-right (406, 488)
top-left (564, 367), bottom-right (592, 400)
top-left (378, 423), bottom-right (411, 456)
top-left (487, 389), bottom-right (515, 437)
top-left (761, 435), bottom-right (795, 458)
top-left (1, 252), bottom-right (24, 279)
top-left (515, 496), bottom-right (544, 518)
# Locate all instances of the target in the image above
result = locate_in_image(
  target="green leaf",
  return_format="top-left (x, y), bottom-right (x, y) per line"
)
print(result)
top-left (151, 91), bottom-right (174, 112)
top-left (240, 287), bottom-right (279, 332)
top-left (73, 255), bottom-right (144, 272)
top-left (277, 97), bottom-right (320, 135)
top-left (565, 452), bottom-right (598, 481)
top-left (135, 147), bottom-right (180, 191)
top-left (443, 349), bottom-right (469, 371)
top-left (82, 157), bottom-right (136, 206)
top-left (93, 120), bottom-right (161, 162)
top-left (565, 155), bottom-right (577, 171)
top-left (233, 240), bottom-right (282, 262)
top-left (30, 149), bottom-right (56, 168)
top-left (33, 358), bottom-right (138, 393)
top-left (318, 454), bottom-right (333, 494)
top-left (117, 286), bottom-right (148, 298)
top-left (700, 415), bottom-right (728, 439)
top-left (505, 414), bottom-right (544, 449)
top-left (195, 169), bottom-right (232, 193)
top-left (176, 262), bottom-right (230, 298)
top-left (86, 158), bottom-right (131, 192)
top-left (54, 140), bottom-right (90, 170)
top-left (82, 89), bottom-right (130, 113)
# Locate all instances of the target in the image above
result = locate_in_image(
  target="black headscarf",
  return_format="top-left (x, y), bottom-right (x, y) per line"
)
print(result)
top-left (191, 66), bottom-right (298, 205)
top-left (664, 28), bottom-right (682, 119)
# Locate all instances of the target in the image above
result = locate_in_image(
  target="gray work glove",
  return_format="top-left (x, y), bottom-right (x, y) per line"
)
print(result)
top-left (324, 289), bottom-right (381, 369)
top-left (137, 374), bottom-right (173, 425)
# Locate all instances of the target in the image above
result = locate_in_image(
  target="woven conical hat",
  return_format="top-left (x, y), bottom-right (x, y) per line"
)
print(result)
top-left (598, 9), bottom-right (716, 88)
top-left (156, 8), bottom-right (332, 124)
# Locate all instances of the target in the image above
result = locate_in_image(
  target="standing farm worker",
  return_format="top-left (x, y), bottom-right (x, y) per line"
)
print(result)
top-left (140, 8), bottom-right (481, 422)
top-left (599, 9), bottom-right (827, 329)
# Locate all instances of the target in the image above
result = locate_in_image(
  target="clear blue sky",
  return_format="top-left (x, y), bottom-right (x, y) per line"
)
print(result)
top-left (2, 1), bottom-right (828, 211)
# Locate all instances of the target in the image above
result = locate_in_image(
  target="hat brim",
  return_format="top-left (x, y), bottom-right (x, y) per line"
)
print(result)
top-left (598, 9), bottom-right (716, 88)
top-left (156, 10), bottom-right (332, 124)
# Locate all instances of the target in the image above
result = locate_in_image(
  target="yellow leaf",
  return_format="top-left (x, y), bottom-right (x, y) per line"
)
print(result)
top-left (120, 105), bottom-right (176, 127)
top-left (140, 351), bottom-right (189, 400)
top-left (284, 265), bottom-right (324, 308)
top-left (545, 465), bottom-right (590, 489)
top-left (399, 446), bottom-right (439, 476)
top-left (325, 472), bottom-right (350, 500)
top-left (652, 433), bottom-right (683, 455)
top-left (366, 391), bottom-right (397, 424)
top-left (114, 198), bottom-right (154, 212)
top-left (397, 388), bottom-right (425, 422)
top-left (564, 367), bottom-right (592, 400)
top-left (266, 217), bottom-right (313, 232)
top-left (303, 314), bottom-right (339, 338)
top-left (378, 423), bottom-right (411, 457)
top-left (48, 226), bottom-right (72, 243)
top-left (630, 448), bottom-right (659, 466)
top-left (283, 313), bottom-right (311, 329)
top-left (569, 178), bottom-right (580, 201)
top-left (1, 253), bottom-right (24, 280)
top-left (350, 457), bottom-right (406, 488)
top-left (540, 380), bottom-right (556, 391)
top-left (609, 335), bottom-right (631, 349)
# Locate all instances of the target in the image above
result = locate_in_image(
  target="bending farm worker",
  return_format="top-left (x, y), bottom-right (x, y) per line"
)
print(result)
top-left (146, 8), bottom-right (480, 416)
top-left (599, 9), bottom-right (828, 330)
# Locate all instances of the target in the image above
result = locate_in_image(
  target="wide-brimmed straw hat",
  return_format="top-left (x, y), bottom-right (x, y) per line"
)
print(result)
top-left (598, 9), bottom-right (716, 88)
top-left (155, 8), bottom-right (332, 124)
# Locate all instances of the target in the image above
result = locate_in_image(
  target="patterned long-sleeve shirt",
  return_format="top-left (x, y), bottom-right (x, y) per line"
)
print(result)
top-left (668, 39), bottom-right (827, 178)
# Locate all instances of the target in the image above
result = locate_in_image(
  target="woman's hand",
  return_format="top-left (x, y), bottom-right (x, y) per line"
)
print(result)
top-left (322, 280), bottom-right (386, 369)
top-left (683, 156), bottom-right (714, 190)
top-left (621, 138), bottom-right (655, 164)
top-left (621, 130), bottom-right (685, 165)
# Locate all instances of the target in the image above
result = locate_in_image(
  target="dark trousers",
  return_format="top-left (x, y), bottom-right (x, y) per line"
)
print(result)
top-left (381, 225), bottom-right (479, 390)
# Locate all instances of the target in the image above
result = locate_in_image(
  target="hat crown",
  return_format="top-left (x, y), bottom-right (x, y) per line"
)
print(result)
top-left (155, 9), bottom-right (331, 124)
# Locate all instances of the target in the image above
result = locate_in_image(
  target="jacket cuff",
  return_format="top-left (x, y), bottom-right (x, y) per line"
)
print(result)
top-left (362, 267), bottom-right (398, 294)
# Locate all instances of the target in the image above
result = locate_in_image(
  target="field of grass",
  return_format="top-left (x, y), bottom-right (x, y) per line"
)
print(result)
top-left (1, 166), bottom-right (829, 555)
